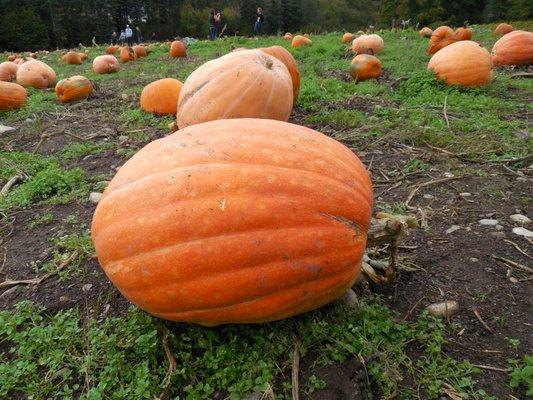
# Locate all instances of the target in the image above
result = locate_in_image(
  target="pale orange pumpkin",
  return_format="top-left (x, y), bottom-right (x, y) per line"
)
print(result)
top-left (428, 26), bottom-right (458, 54)
top-left (140, 78), bottom-right (183, 115)
top-left (351, 34), bottom-right (384, 54)
top-left (0, 61), bottom-right (19, 82)
top-left (350, 54), bottom-right (382, 81)
top-left (342, 32), bottom-right (355, 43)
top-left (283, 32), bottom-right (293, 40)
top-left (494, 23), bottom-right (513, 35)
top-left (419, 27), bottom-right (433, 38)
top-left (120, 46), bottom-right (137, 63)
top-left (455, 27), bottom-right (473, 41)
top-left (259, 45), bottom-right (301, 101)
top-left (177, 50), bottom-right (293, 129)
top-left (91, 118), bottom-right (373, 325)
top-left (428, 41), bottom-right (493, 87)
top-left (63, 51), bottom-right (82, 65)
top-left (291, 35), bottom-right (312, 48)
top-left (92, 55), bottom-right (120, 74)
top-left (55, 75), bottom-right (93, 103)
top-left (170, 40), bottom-right (187, 58)
top-left (0, 81), bottom-right (27, 110)
top-left (13, 58), bottom-right (25, 65)
top-left (16, 60), bottom-right (56, 89)
top-left (492, 30), bottom-right (533, 66)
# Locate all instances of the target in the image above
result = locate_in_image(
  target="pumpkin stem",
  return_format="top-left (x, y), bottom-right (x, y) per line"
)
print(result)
top-left (265, 58), bottom-right (274, 69)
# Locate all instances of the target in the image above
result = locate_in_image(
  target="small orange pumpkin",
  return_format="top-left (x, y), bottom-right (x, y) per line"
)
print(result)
top-left (0, 81), bottom-right (28, 110)
top-left (428, 41), bottom-right (493, 87)
top-left (259, 45), bottom-right (301, 101)
top-left (0, 61), bottom-right (19, 82)
top-left (120, 46), bottom-right (137, 63)
top-left (350, 54), bottom-right (382, 81)
top-left (7, 55), bottom-right (16, 62)
top-left (91, 118), bottom-right (373, 325)
top-left (342, 32), bottom-right (355, 43)
top-left (177, 50), bottom-right (293, 129)
top-left (455, 27), bottom-right (473, 41)
top-left (63, 51), bottom-right (83, 65)
top-left (291, 35), bottom-right (312, 48)
top-left (419, 27), bottom-right (433, 38)
top-left (428, 26), bottom-right (458, 54)
top-left (133, 45), bottom-right (148, 58)
top-left (107, 45), bottom-right (119, 54)
top-left (92, 55), bottom-right (120, 74)
top-left (283, 32), bottom-right (293, 40)
top-left (494, 23), bottom-right (513, 35)
top-left (55, 75), bottom-right (93, 103)
top-left (351, 34), bottom-right (384, 54)
top-left (78, 52), bottom-right (88, 61)
top-left (140, 78), bottom-right (183, 115)
top-left (492, 30), bottom-right (533, 66)
top-left (170, 40), bottom-right (187, 58)
top-left (16, 60), bottom-right (56, 89)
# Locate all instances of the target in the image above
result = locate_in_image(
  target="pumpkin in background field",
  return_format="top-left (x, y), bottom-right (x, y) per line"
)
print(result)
top-left (258, 45), bottom-right (301, 101)
top-left (140, 78), bottom-right (183, 115)
top-left (419, 27), bottom-right (433, 38)
top-left (55, 75), bottom-right (93, 103)
top-left (107, 45), bottom-right (119, 54)
top-left (494, 23), bottom-right (513, 35)
top-left (342, 32), bottom-right (355, 43)
top-left (351, 34), bottom-right (384, 54)
top-left (291, 35), bottom-right (312, 48)
top-left (63, 51), bottom-right (82, 65)
top-left (170, 40), bottom-right (187, 58)
top-left (492, 30), bottom-right (533, 66)
top-left (428, 41), bottom-right (493, 87)
top-left (28, 53), bottom-right (37, 59)
top-left (455, 27), bottom-right (473, 41)
top-left (93, 55), bottom-right (120, 74)
top-left (177, 49), bottom-right (293, 129)
top-left (120, 46), bottom-right (137, 63)
top-left (428, 26), bottom-right (457, 54)
top-left (16, 60), bottom-right (56, 89)
top-left (284, 32), bottom-right (293, 40)
top-left (0, 61), bottom-right (19, 82)
top-left (7, 55), bottom-right (16, 62)
top-left (91, 118), bottom-right (373, 325)
top-left (13, 58), bottom-right (25, 65)
top-left (350, 54), bottom-right (382, 81)
top-left (0, 81), bottom-right (27, 110)
top-left (78, 52), bottom-right (88, 61)
top-left (133, 45), bottom-right (148, 58)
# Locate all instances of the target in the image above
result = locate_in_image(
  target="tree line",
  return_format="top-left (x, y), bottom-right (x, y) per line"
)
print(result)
top-left (0, 0), bottom-right (531, 51)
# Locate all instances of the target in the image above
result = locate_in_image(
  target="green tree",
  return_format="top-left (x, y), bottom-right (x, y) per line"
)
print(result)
top-left (0, 8), bottom-right (50, 51)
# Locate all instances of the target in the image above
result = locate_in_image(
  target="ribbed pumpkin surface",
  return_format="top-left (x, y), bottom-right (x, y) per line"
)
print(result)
top-left (55, 75), bottom-right (93, 103)
top-left (0, 61), bottom-right (19, 82)
top-left (16, 60), bottom-right (56, 89)
top-left (92, 55), bottom-right (120, 74)
top-left (0, 81), bottom-right (27, 110)
top-left (350, 54), bottom-right (382, 81)
top-left (258, 45), bottom-right (301, 101)
top-left (492, 30), bottom-right (533, 66)
top-left (91, 118), bottom-right (373, 326)
top-left (140, 78), bottom-right (183, 115)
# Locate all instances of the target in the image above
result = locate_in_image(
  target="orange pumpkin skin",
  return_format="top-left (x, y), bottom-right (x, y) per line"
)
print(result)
top-left (0, 81), bottom-right (27, 110)
top-left (428, 26), bottom-right (458, 54)
top-left (350, 54), bottom-right (382, 81)
top-left (428, 41), bottom-right (493, 87)
top-left (7, 55), bottom-right (16, 62)
top-left (29, 53), bottom-right (37, 59)
top-left (92, 55), bottom-right (120, 74)
top-left (55, 75), bottom-right (93, 103)
top-left (259, 45), bottom-right (301, 101)
top-left (419, 27), bottom-right (433, 38)
top-left (13, 58), bottom-right (25, 65)
top-left (455, 27), bottom-right (473, 41)
top-left (283, 32), bottom-right (293, 40)
top-left (16, 60), bottom-right (56, 89)
top-left (133, 45), bottom-right (148, 58)
top-left (63, 51), bottom-right (82, 65)
top-left (492, 30), bottom-right (533, 66)
top-left (0, 61), bottom-right (19, 82)
top-left (107, 45), bottom-right (119, 54)
top-left (78, 52), bottom-right (88, 61)
top-left (494, 23), bottom-right (513, 35)
top-left (91, 118), bottom-right (373, 326)
top-left (140, 78), bottom-right (183, 115)
top-left (177, 50), bottom-right (293, 129)
top-left (342, 32), bottom-right (355, 43)
top-left (120, 46), bottom-right (137, 63)
top-left (351, 34), bottom-right (384, 54)
top-left (291, 35), bottom-right (312, 48)
top-left (170, 40), bottom-right (187, 58)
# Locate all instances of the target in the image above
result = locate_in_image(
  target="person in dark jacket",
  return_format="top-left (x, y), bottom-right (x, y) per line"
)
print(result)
top-left (253, 7), bottom-right (264, 36)
top-left (209, 9), bottom-right (217, 40)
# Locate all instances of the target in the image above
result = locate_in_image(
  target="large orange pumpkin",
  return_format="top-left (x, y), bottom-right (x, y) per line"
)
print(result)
top-left (351, 34), bottom-right (384, 54)
top-left (140, 78), bottom-right (183, 115)
top-left (63, 51), bottom-right (83, 65)
top-left (91, 118), bottom-right (373, 325)
top-left (120, 46), bottom-right (137, 63)
top-left (428, 41), bottom-right (493, 87)
top-left (170, 40), bottom-right (187, 58)
top-left (494, 23), bottom-right (513, 35)
top-left (55, 75), bottom-right (93, 103)
top-left (454, 27), bottom-right (473, 41)
top-left (258, 45), bottom-right (301, 101)
top-left (428, 26), bottom-right (458, 54)
top-left (177, 50), bottom-right (293, 129)
top-left (350, 54), bottom-right (382, 81)
top-left (133, 45), bottom-right (148, 58)
top-left (492, 30), bottom-right (533, 66)
top-left (342, 32), bottom-right (355, 43)
top-left (93, 55), bottom-right (120, 74)
top-left (0, 81), bottom-right (27, 110)
top-left (0, 61), bottom-right (19, 82)
top-left (291, 35), bottom-right (312, 48)
top-left (16, 60), bottom-right (56, 89)
top-left (419, 27), bottom-right (433, 38)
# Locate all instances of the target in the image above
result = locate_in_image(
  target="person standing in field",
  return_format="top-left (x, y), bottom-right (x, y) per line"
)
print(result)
top-left (119, 30), bottom-right (126, 46)
top-left (125, 25), bottom-right (133, 46)
top-left (215, 11), bottom-right (222, 37)
top-left (111, 31), bottom-right (117, 45)
top-left (209, 9), bottom-right (217, 40)
top-left (253, 7), bottom-right (264, 36)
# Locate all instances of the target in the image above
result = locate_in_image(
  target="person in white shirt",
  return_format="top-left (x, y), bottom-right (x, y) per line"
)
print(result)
top-left (119, 30), bottom-right (126, 46)
top-left (125, 25), bottom-right (133, 46)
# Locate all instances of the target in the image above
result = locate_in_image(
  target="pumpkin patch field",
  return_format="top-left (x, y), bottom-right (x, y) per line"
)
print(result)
top-left (1, 22), bottom-right (532, 399)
